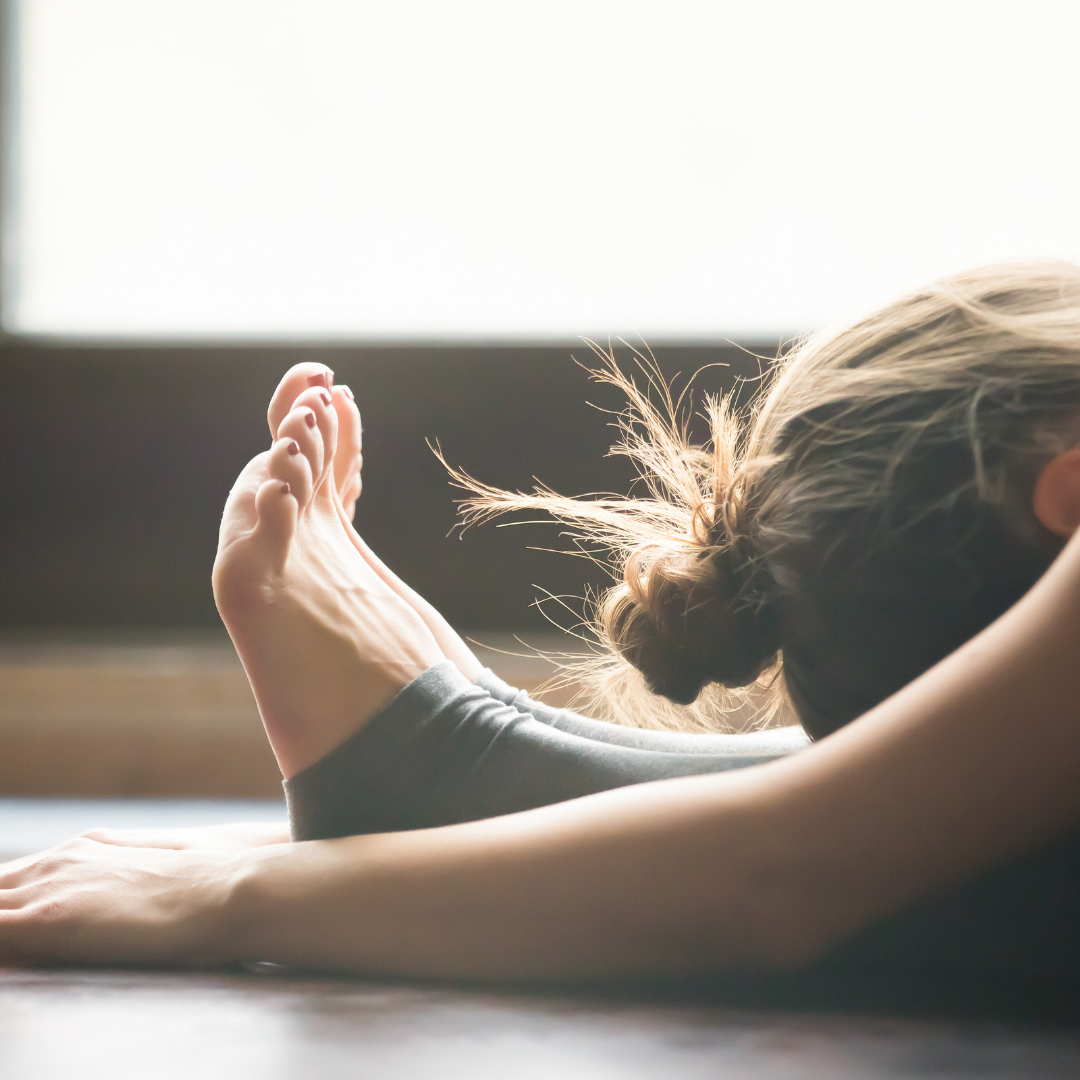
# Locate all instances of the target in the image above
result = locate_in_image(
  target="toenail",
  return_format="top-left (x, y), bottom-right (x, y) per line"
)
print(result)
top-left (287, 440), bottom-right (301, 456)
top-left (280, 482), bottom-right (291, 495)
top-left (319, 390), bottom-right (332, 406)
top-left (341, 385), bottom-right (354, 401)
top-left (307, 373), bottom-right (329, 389)
top-left (304, 411), bottom-right (317, 429)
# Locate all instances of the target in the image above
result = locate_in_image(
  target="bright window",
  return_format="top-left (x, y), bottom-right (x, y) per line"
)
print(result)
top-left (5, 0), bottom-right (1080, 340)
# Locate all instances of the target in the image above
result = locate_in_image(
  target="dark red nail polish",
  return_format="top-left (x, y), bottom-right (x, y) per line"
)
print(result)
top-left (280, 482), bottom-right (291, 495)
top-left (341, 385), bottom-right (354, 401)
top-left (287, 440), bottom-right (300, 456)
top-left (319, 390), bottom-right (332, 406)
top-left (304, 411), bottom-right (317, 429)
top-left (307, 373), bottom-right (329, 389)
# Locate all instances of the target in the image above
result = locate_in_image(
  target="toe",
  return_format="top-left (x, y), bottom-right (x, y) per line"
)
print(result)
top-left (283, 385), bottom-right (338, 501)
top-left (213, 455), bottom-right (296, 609)
top-left (267, 363), bottom-right (334, 439)
top-left (274, 403), bottom-right (326, 501)
top-left (217, 451), bottom-right (271, 553)
top-left (267, 436), bottom-right (315, 508)
top-left (250, 477), bottom-right (298, 576)
top-left (332, 385), bottom-right (363, 520)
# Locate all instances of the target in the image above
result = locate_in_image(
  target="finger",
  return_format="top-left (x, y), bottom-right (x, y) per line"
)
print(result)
top-left (0, 884), bottom-right (35, 910)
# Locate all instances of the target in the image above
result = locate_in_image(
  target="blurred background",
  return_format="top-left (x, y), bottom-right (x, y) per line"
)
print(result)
top-left (1, 0), bottom-right (1078, 799)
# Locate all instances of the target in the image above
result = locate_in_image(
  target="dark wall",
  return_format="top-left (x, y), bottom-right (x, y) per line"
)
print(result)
top-left (0, 340), bottom-right (768, 631)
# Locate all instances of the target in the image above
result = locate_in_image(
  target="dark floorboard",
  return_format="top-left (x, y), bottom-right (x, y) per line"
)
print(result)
top-left (4, 969), bottom-right (1080, 1080)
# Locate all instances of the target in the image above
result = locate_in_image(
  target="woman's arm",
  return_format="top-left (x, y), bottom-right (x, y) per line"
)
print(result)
top-left (7, 531), bottom-right (1080, 976)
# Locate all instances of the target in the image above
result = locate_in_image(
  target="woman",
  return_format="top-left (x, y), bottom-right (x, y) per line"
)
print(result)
top-left (4, 261), bottom-right (1080, 983)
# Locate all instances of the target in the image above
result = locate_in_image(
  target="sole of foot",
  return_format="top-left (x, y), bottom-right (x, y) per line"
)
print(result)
top-left (213, 364), bottom-right (444, 779)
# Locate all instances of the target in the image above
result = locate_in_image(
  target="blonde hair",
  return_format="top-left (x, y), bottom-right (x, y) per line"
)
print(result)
top-left (447, 260), bottom-right (1080, 736)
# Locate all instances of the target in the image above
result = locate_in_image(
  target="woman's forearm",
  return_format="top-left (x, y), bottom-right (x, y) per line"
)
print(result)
top-left (222, 530), bottom-right (1080, 981)
top-left (229, 771), bottom-right (795, 979)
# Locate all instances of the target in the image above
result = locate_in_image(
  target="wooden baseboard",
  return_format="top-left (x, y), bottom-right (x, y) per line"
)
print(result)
top-left (0, 633), bottom-right (579, 797)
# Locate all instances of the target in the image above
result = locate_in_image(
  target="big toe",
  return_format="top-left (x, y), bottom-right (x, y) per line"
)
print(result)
top-left (267, 362), bottom-right (335, 438)
top-left (332, 385), bottom-right (363, 520)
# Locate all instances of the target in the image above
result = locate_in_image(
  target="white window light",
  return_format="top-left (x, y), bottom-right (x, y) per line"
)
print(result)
top-left (4, 0), bottom-right (1080, 342)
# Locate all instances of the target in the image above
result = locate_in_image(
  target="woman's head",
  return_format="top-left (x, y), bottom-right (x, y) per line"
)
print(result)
top-left (453, 260), bottom-right (1080, 737)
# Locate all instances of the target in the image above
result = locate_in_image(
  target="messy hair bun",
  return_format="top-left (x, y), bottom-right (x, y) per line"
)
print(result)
top-left (440, 343), bottom-right (786, 731)
top-left (604, 543), bottom-right (779, 705)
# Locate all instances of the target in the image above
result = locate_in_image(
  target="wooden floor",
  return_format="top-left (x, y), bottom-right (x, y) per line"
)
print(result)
top-left (3, 800), bottom-right (1080, 1078)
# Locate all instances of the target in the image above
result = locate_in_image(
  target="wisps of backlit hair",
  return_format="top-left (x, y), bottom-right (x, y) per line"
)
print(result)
top-left (436, 340), bottom-right (786, 733)
top-left (439, 259), bottom-right (1080, 736)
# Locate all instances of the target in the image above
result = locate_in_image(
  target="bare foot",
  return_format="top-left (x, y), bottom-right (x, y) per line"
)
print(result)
top-left (267, 365), bottom-right (484, 681)
top-left (266, 363), bottom-right (364, 521)
top-left (213, 366), bottom-right (444, 779)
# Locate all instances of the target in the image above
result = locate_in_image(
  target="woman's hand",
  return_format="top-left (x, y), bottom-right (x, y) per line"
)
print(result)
top-left (79, 821), bottom-right (291, 852)
top-left (0, 837), bottom-right (249, 967)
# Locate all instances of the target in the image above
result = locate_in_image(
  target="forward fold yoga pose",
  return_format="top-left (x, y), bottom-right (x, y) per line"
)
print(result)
top-left (5, 261), bottom-right (1080, 982)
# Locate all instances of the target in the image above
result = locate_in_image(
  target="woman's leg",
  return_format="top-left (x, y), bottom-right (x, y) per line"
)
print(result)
top-left (285, 661), bottom-right (808, 839)
top-left (476, 668), bottom-right (805, 754)
top-left (212, 373), bottom-right (447, 781)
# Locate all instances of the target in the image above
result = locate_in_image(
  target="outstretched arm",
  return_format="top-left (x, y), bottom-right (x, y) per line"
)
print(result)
top-left (6, 527), bottom-right (1080, 976)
